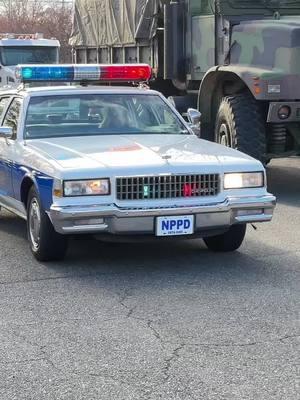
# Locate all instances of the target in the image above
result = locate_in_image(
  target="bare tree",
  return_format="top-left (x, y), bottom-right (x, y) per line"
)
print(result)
top-left (39, 5), bottom-right (73, 62)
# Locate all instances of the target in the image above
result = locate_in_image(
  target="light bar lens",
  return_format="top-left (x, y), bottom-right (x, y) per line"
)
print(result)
top-left (18, 66), bottom-right (74, 81)
top-left (99, 65), bottom-right (151, 81)
top-left (224, 172), bottom-right (264, 189)
top-left (16, 64), bottom-right (152, 83)
top-left (64, 179), bottom-right (110, 197)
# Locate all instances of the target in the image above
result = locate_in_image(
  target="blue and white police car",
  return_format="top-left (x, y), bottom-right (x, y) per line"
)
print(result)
top-left (0, 64), bottom-right (276, 261)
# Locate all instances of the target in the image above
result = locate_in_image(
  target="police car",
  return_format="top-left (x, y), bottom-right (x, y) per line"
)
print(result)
top-left (0, 64), bottom-right (276, 261)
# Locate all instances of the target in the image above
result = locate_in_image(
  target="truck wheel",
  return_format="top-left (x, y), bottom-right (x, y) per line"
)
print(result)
top-left (27, 187), bottom-right (68, 261)
top-left (215, 93), bottom-right (266, 163)
top-left (203, 224), bottom-right (247, 252)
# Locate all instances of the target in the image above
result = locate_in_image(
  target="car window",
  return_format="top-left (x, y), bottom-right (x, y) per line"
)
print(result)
top-left (0, 97), bottom-right (10, 122)
top-left (131, 97), bottom-right (183, 128)
top-left (2, 98), bottom-right (22, 139)
top-left (24, 94), bottom-right (189, 139)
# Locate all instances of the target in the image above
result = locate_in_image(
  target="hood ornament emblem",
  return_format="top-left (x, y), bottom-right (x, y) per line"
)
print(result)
top-left (162, 154), bottom-right (172, 160)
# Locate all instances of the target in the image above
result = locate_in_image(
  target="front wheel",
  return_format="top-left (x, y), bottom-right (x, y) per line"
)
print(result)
top-left (215, 93), bottom-right (266, 163)
top-left (203, 224), bottom-right (247, 252)
top-left (27, 187), bottom-right (68, 261)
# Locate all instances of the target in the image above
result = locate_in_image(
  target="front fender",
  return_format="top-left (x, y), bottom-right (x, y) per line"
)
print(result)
top-left (198, 65), bottom-right (285, 124)
top-left (18, 168), bottom-right (54, 211)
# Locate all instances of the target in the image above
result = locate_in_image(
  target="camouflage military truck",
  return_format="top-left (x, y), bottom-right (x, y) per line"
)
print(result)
top-left (70, 0), bottom-right (300, 162)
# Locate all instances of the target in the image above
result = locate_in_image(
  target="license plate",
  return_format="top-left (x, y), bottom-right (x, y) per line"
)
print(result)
top-left (156, 215), bottom-right (194, 237)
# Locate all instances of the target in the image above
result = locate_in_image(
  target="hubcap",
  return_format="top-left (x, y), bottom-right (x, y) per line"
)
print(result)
top-left (219, 123), bottom-right (231, 147)
top-left (29, 198), bottom-right (41, 250)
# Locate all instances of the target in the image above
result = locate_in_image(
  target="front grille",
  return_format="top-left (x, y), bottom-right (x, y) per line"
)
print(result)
top-left (116, 174), bottom-right (220, 200)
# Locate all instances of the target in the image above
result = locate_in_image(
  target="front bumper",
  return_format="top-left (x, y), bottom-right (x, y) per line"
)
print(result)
top-left (48, 194), bottom-right (276, 236)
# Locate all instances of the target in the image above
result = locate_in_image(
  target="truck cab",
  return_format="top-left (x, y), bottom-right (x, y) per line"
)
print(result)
top-left (0, 33), bottom-right (60, 88)
top-left (186, 0), bottom-right (300, 162)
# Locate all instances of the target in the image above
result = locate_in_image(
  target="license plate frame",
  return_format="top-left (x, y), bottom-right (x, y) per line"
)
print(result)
top-left (156, 215), bottom-right (194, 237)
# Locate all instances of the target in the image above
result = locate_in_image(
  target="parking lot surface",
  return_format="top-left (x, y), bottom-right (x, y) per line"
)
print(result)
top-left (0, 158), bottom-right (299, 400)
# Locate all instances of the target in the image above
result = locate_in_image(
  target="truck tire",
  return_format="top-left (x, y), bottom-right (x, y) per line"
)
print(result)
top-left (27, 186), bottom-right (68, 261)
top-left (215, 93), bottom-right (266, 163)
top-left (203, 224), bottom-right (247, 252)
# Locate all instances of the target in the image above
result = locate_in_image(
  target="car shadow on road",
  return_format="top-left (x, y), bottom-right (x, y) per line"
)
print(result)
top-left (49, 235), bottom-right (300, 284)
top-left (0, 210), bottom-right (298, 289)
top-left (0, 213), bottom-right (27, 239)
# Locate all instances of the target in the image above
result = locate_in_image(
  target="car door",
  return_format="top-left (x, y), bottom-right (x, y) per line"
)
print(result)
top-left (0, 97), bottom-right (22, 204)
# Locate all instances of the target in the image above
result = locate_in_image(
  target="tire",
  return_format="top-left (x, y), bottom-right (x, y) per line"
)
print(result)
top-left (203, 224), bottom-right (247, 252)
top-left (215, 93), bottom-right (266, 163)
top-left (27, 186), bottom-right (68, 261)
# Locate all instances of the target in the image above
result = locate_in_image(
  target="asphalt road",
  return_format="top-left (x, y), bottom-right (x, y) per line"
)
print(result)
top-left (0, 158), bottom-right (299, 400)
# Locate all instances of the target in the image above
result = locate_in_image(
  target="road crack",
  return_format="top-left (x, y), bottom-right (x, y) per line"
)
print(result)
top-left (11, 331), bottom-right (64, 374)
top-left (118, 291), bottom-right (164, 346)
top-left (173, 333), bottom-right (300, 349)
top-left (162, 344), bottom-right (186, 383)
top-left (0, 358), bottom-right (45, 365)
top-left (278, 334), bottom-right (300, 343)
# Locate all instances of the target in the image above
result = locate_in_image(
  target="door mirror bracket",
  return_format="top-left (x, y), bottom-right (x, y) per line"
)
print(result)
top-left (0, 126), bottom-right (13, 139)
top-left (187, 108), bottom-right (201, 136)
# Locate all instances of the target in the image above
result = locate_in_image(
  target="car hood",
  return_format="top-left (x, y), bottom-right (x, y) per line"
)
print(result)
top-left (26, 134), bottom-right (260, 173)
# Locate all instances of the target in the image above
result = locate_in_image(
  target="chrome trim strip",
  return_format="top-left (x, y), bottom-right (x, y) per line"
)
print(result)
top-left (61, 223), bottom-right (108, 233)
top-left (0, 196), bottom-right (27, 220)
top-left (50, 195), bottom-right (275, 218)
top-left (234, 213), bottom-right (273, 223)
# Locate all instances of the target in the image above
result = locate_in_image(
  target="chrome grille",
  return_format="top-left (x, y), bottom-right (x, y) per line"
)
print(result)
top-left (116, 174), bottom-right (219, 200)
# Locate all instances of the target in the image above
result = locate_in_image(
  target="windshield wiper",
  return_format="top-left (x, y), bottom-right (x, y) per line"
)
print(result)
top-left (133, 130), bottom-right (190, 135)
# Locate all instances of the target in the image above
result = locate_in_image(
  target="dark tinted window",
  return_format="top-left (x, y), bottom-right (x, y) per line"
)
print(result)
top-left (0, 46), bottom-right (58, 66)
top-left (3, 98), bottom-right (22, 139)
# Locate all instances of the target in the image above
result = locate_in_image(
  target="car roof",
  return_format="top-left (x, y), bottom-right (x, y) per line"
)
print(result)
top-left (0, 85), bottom-right (161, 98)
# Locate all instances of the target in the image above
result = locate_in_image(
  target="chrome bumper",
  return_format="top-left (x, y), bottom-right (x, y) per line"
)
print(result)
top-left (48, 194), bottom-right (276, 235)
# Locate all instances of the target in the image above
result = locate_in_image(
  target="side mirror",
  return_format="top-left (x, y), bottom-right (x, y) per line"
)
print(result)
top-left (0, 126), bottom-right (13, 139)
top-left (187, 108), bottom-right (201, 125)
top-left (187, 108), bottom-right (201, 136)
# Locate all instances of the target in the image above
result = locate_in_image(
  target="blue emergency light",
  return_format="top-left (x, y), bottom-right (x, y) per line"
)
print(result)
top-left (15, 64), bottom-right (152, 83)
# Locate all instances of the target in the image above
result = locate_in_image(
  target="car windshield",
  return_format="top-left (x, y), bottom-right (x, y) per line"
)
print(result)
top-left (228, 0), bottom-right (300, 8)
top-left (24, 94), bottom-right (189, 139)
top-left (0, 46), bottom-right (58, 66)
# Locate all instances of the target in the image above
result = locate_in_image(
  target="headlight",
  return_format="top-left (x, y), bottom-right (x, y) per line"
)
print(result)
top-left (64, 179), bottom-right (110, 196)
top-left (224, 172), bottom-right (264, 189)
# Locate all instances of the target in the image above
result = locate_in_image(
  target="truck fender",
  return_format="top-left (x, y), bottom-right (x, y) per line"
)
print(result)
top-left (198, 65), bottom-right (271, 125)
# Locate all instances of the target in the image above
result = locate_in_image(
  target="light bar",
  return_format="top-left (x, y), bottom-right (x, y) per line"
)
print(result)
top-left (15, 64), bottom-right (152, 83)
top-left (0, 33), bottom-right (43, 40)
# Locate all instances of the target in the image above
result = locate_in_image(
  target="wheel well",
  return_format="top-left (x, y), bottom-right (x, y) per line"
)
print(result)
top-left (198, 71), bottom-right (249, 139)
top-left (21, 177), bottom-right (34, 207)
